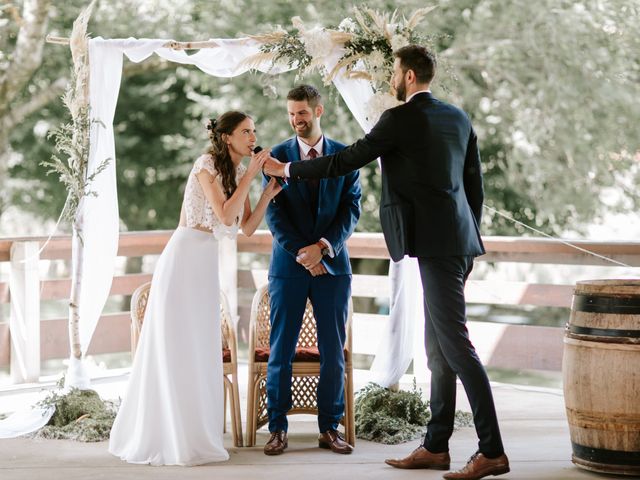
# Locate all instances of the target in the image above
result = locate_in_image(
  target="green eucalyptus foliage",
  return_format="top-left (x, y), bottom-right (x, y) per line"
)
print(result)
top-left (355, 381), bottom-right (473, 444)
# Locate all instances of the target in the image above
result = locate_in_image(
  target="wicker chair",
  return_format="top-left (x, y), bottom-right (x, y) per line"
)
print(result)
top-left (245, 283), bottom-right (355, 447)
top-left (130, 282), bottom-right (243, 447)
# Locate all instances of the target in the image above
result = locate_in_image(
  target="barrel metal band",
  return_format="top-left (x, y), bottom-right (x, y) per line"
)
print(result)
top-left (567, 324), bottom-right (640, 338)
top-left (572, 442), bottom-right (640, 467)
top-left (573, 294), bottom-right (640, 314)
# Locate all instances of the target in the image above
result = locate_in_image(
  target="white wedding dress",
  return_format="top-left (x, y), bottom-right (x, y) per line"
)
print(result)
top-left (109, 154), bottom-right (246, 466)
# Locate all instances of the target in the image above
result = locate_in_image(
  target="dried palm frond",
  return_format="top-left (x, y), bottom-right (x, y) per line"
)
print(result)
top-left (354, 8), bottom-right (373, 36)
top-left (237, 51), bottom-right (278, 72)
top-left (329, 30), bottom-right (354, 46)
top-left (365, 7), bottom-right (389, 36)
top-left (325, 53), bottom-right (365, 82)
top-left (346, 70), bottom-right (373, 81)
top-left (382, 10), bottom-right (400, 41)
top-left (69, 0), bottom-right (94, 103)
top-left (406, 6), bottom-right (438, 31)
top-left (245, 29), bottom-right (287, 45)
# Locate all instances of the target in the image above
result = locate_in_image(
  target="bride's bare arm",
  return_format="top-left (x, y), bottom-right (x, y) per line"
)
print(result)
top-left (240, 178), bottom-right (282, 236)
top-left (197, 170), bottom-right (253, 226)
top-left (197, 153), bottom-right (266, 226)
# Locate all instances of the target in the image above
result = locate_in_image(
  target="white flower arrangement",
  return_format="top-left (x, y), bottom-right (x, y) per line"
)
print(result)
top-left (390, 33), bottom-right (411, 52)
top-left (365, 91), bottom-right (403, 124)
top-left (300, 27), bottom-right (334, 61)
top-left (338, 17), bottom-right (357, 33)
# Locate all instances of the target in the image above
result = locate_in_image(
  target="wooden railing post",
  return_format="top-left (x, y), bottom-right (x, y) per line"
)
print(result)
top-left (218, 236), bottom-right (238, 323)
top-left (9, 241), bottom-right (41, 383)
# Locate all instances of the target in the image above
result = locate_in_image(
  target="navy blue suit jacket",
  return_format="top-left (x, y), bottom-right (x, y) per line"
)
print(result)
top-left (265, 136), bottom-right (361, 278)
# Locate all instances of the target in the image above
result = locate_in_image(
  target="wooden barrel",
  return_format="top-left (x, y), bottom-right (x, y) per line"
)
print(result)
top-left (563, 279), bottom-right (640, 476)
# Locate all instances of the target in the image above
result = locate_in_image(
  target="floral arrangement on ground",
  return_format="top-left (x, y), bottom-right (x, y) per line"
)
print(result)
top-left (29, 377), bottom-right (119, 442)
top-left (355, 381), bottom-right (473, 444)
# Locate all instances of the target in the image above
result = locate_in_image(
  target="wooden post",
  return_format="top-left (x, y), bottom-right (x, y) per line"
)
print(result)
top-left (218, 237), bottom-right (238, 323)
top-left (9, 241), bottom-right (41, 383)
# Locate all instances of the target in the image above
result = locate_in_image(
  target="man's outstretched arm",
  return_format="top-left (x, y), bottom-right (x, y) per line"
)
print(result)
top-left (262, 109), bottom-right (397, 180)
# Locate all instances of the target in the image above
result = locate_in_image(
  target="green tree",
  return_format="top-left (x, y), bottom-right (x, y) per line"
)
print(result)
top-left (3, 0), bottom-right (639, 238)
top-left (429, 0), bottom-right (640, 235)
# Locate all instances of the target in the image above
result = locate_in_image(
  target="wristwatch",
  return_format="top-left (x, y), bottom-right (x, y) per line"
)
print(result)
top-left (316, 241), bottom-right (330, 256)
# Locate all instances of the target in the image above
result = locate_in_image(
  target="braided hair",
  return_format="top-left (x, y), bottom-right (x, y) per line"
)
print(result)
top-left (206, 111), bottom-right (250, 198)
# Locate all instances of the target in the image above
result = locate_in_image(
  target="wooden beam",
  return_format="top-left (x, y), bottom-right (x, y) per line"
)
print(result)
top-left (39, 313), bottom-right (131, 362)
top-left (46, 35), bottom-right (228, 50)
top-left (0, 323), bottom-right (9, 367)
top-left (37, 273), bottom-right (152, 302)
top-left (0, 281), bottom-right (8, 304)
top-left (2, 231), bottom-right (640, 265)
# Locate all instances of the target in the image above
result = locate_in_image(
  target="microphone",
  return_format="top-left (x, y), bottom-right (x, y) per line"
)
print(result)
top-left (255, 146), bottom-right (288, 190)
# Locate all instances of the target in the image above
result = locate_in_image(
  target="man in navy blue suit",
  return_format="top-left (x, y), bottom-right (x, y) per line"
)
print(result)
top-left (263, 85), bottom-right (361, 456)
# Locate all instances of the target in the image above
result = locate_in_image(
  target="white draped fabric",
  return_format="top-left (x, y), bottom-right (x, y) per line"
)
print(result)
top-left (76, 36), bottom-right (419, 388)
top-left (77, 41), bottom-right (123, 356)
top-left (0, 407), bottom-right (54, 439)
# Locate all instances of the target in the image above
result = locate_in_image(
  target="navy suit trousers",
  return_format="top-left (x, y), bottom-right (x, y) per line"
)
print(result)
top-left (418, 255), bottom-right (504, 457)
top-left (266, 273), bottom-right (351, 433)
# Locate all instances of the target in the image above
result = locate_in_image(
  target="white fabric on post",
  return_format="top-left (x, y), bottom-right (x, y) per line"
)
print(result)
top-left (369, 258), bottom-right (423, 386)
top-left (76, 40), bottom-right (123, 357)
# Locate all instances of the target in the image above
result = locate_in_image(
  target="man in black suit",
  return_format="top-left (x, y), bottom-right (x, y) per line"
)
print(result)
top-left (261, 45), bottom-right (509, 480)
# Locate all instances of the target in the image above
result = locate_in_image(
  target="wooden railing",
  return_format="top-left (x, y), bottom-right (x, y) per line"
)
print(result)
top-left (1, 230), bottom-right (638, 383)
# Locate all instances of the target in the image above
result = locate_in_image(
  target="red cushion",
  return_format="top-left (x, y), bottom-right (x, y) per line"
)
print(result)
top-left (254, 346), bottom-right (320, 362)
top-left (222, 348), bottom-right (231, 363)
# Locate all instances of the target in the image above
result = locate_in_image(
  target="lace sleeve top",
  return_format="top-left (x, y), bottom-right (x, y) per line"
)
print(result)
top-left (183, 154), bottom-right (247, 239)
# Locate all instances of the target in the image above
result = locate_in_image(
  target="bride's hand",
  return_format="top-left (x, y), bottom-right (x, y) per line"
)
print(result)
top-left (263, 177), bottom-right (283, 200)
top-left (248, 148), bottom-right (270, 177)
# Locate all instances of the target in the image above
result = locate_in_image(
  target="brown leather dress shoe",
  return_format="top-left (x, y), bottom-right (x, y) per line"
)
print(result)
top-left (318, 429), bottom-right (353, 454)
top-left (385, 445), bottom-right (450, 470)
top-left (264, 430), bottom-right (288, 456)
top-left (443, 452), bottom-right (510, 480)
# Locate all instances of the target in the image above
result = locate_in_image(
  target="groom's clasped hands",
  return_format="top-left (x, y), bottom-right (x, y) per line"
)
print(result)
top-left (296, 245), bottom-right (328, 277)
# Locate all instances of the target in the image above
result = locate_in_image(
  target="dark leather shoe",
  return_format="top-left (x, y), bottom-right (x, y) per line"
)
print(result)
top-left (318, 429), bottom-right (353, 454)
top-left (443, 452), bottom-right (510, 480)
top-left (385, 445), bottom-right (450, 470)
top-left (264, 430), bottom-right (288, 456)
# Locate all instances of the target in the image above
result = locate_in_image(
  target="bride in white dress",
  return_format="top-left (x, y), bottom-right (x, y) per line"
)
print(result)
top-left (109, 111), bottom-right (281, 466)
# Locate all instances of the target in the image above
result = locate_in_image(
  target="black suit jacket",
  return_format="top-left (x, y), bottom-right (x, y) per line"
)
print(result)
top-left (289, 92), bottom-right (485, 262)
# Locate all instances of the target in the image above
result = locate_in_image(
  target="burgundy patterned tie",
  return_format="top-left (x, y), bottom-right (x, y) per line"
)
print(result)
top-left (307, 148), bottom-right (320, 213)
